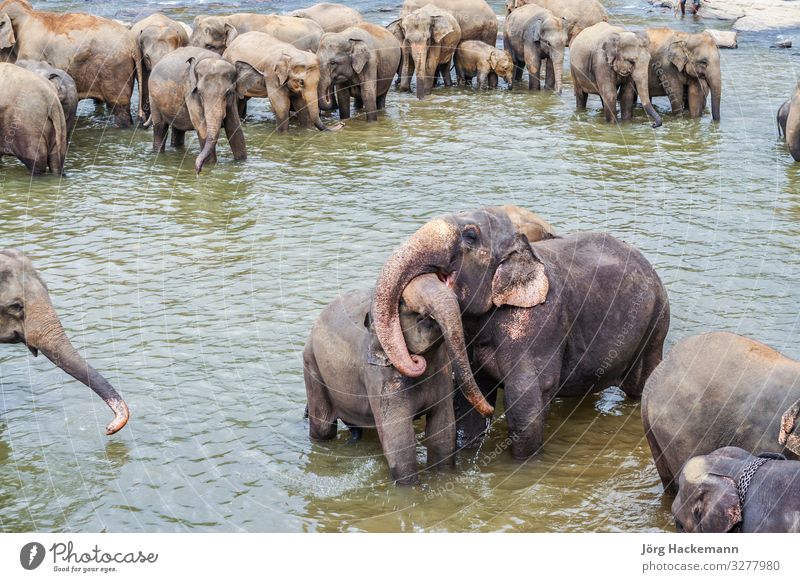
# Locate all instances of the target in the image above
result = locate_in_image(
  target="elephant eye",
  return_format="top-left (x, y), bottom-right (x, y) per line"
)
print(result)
top-left (7, 302), bottom-right (23, 315)
top-left (675, 519), bottom-right (685, 532)
top-left (462, 225), bottom-right (480, 245)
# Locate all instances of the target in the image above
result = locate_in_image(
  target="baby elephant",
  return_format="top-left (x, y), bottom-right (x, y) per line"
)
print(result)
top-left (673, 447), bottom-right (800, 533)
top-left (148, 47), bottom-right (256, 174)
top-left (454, 41), bottom-right (514, 89)
top-left (304, 274), bottom-right (493, 485)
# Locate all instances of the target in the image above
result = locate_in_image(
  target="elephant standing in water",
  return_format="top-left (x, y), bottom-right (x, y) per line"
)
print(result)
top-left (401, 0), bottom-right (497, 45)
top-left (570, 22), bottom-right (662, 127)
top-left (0, 63), bottom-right (66, 175)
top-left (506, 0), bottom-right (608, 45)
top-left (190, 14), bottom-right (323, 54)
top-left (131, 13), bottom-right (190, 124)
top-left (0, 0), bottom-right (137, 127)
top-left (504, 4), bottom-right (568, 93)
top-left (148, 47), bottom-right (254, 173)
top-left (317, 23), bottom-right (401, 121)
top-left (304, 275), bottom-right (492, 485)
top-left (642, 332), bottom-right (800, 494)
top-left (289, 3), bottom-right (363, 33)
top-left (14, 59), bottom-right (78, 134)
top-left (672, 447), bottom-right (800, 533)
top-left (645, 29), bottom-right (721, 121)
top-left (0, 249), bottom-right (129, 435)
top-left (778, 82), bottom-right (800, 162)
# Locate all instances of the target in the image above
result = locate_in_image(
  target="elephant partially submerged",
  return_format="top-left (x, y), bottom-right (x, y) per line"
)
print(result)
top-left (304, 274), bottom-right (492, 485)
top-left (0, 249), bottom-right (129, 435)
top-left (14, 59), bottom-right (78, 134)
top-left (642, 332), bottom-right (800, 494)
top-left (289, 3), bottom-right (363, 33)
top-left (645, 28), bottom-right (721, 121)
top-left (190, 14), bottom-right (323, 54)
top-left (672, 447), bottom-right (800, 533)
top-left (504, 4), bottom-right (568, 93)
top-left (401, 0), bottom-right (498, 46)
top-left (570, 22), bottom-right (662, 127)
top-left (0, 0), bottom-right (137, 127)
top-left (506, 0), bottom-right (608, 45)
top-left (778, 82), bottom-right (800, 162)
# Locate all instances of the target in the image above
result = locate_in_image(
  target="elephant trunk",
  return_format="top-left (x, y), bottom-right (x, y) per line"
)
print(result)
top-left (787, 96), bottom-right (800, 162)
top-left (24, 298), bottom-right (129, 435)
top-left (318, 68), bottom-right (334, 111)
top-left (553, 53), bottom-right (565, 95)
top-left (410, 43), bottom-right (428, 100)
top-left (304, 85), bottom-right (327, 131)
top-left (706, 69), bottom-right (721, 122)
top-left (372, 218), bottom-right (459, 378)
top-left (402, 274), bottom-right (493, 417)
top-left (634, 63), bottom-right (662, 128)
top-left (195, 105), bottom-right (225, 174)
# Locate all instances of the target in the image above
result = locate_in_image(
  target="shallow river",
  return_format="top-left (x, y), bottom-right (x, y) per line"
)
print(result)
top-left (1, 0), bottom-right (799, 532)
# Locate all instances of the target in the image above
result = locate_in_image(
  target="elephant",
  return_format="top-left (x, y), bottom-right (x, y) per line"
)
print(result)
top-left (453, 41), bottom-right (514, 89)
top-left (0, 249), bottom-right (129, 435)
top-left (401, 0), bottom-right (498, 46)
top-left (503, 4), bottom-right (568, 93)
top-left (148, 47), bottom-right (254, 174)
top-left (304, 274), bottom-right (493, 485)
top-left (0, 0), bottom-right (136, 127)
top-left (131, 13), bottom-right (190, 124)
top-left (222, 32), bottom-right (335, 132)
top-left (0, 63), bottom-right (66, 175)
top-left (570, 22), bottom-right (662, 127)
top-left (506, 0), bottom-right (608, 45)
top-left (645, 28), bottom-right (721, 121)
top-left (498, 204), bottom-right (556, 242)
top-left (672, 447), bottom-right (800, 533)
top-left (642, 332), bottom-right (800, 495)
top-left (190, 14), bottom-right (323, 54)
top-left (317, 23), bottom-right (401, 122)
top-left (398, 4), bottom-right (461, 99)
top-left (778, 82), bottom-right (800, 162)
top-left (14, 59), bottom-right (78, 134)
top-left (289, 3), bottom-right (363, 33)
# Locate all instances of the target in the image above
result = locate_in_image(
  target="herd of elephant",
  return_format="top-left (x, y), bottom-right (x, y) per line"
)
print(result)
top-left (9, 0), bottom-right (800, 178)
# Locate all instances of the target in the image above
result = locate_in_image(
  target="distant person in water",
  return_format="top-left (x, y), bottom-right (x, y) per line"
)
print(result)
top-left (679, 0), bottom-right (700, 15)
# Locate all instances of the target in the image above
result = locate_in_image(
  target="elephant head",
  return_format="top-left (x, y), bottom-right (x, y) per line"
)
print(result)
top-left (527, 15), bottom-right (568, 94)
top-left (488, 48), bottom-right (515, 89)
top-left (400, 5), bottom-right (459, 99)
top-left (0, 249), bottom-right (129, 435)
top-left (667, 32), bottom-right (721, 121)
top-left (604, 31), bottom-right (662, 127)
top-left (189, 16), bottom-right (237, 55)
top-left (672, 447), bottom-right (753, 533)
top-left (505, 0), bottom-right (523, 15)
top-left (184, 55), bottom-right (247, 173)
top-left (372, 208), bottom-right (549, 378)
top-left (0, 13), bottom-right (15, 49)
top-left (317, 31), bottom-right (370, 110)
top-left (257, 51), bottom-right (328, 131)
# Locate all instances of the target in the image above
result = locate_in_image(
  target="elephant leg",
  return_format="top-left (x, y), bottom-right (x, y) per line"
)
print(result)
top-left (513, 59), bottom-right (525, 82)
top-left (477, 70), bottom-right (489, 89)
top-left (488, 72), bottom-right (498, 89)
top-left (687, 80), bottom-right (706, 118)
top-left (360, 79), bottom-right (379, 122)
top-left (454, 367), bottom-right (499, 449)
top-left (575, 87), bottom-right (588, 110)
top-left (170, 128), bottom-right (186, 148)
top-left (620, 301), bottom-right (669, 399)
top-left (270, 90), bottom-right (292, 132)
top-left (376, 92), bottom-right (387, 110)
top-left (335, 85), bottom-right (351, 120)
top-left (663, 76), bottom-right (685, 114)
top-left (425, 394), bottom-right (456, 471)
top-left (237, 97), bottom-right (249, 120)
top-left (152, 119), bottom-right (169, 153)
top-left (440, 63), bottom-right (453, 87)
top-left (641, 396), bottom-right (676, 494)
top-left (369, 381), bottom-right (418, 485)
top-left (619, 82), bottom-right (635, 121)
top-left (502, 365), bottom-right (558, 460)
top-left (525, 46), bottom-right (542, 91)
top-left (291, 93), bottom-right (311, 128)
top-left (111, 103), bottom-right (132, 129)
top-left (303, 349), bottom-right (338, 441)
top-left (598, 80), bottom-right (619, 123)
top-left (399, 43), bottom-right (414, 92)
top-left (224, 103), bottom-right (247, 161)
top-left (544, 59), bottom-right (555, 90)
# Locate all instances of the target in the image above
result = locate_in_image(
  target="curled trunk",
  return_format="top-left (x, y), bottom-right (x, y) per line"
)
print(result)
top-left (195, 106), bottom-right (224, 174)
top-left (402, 274), bottom-right (493, 417)
top-left (318, 68), bottom-right (334, 111)
top-left (304, 85), bottom-right (327, 131)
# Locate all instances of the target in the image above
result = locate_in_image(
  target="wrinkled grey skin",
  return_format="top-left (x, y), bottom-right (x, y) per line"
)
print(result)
top-left (0, 249), bottom-right (129, 435)
top-left (506, 0), bottom-right (608, 45)
top-left (0, 62), bottom-right (66, 175)
top-left (642, 332), bottom-right (800, 494)
top-left (14, 59), bottom-right (77, 134)
top-left (317, 23), bottom-right (401, 121)
top-left (148, 47), bottom-right (250, 174)
top-left (289, 3), bottom-right (363, 33)
top-left (454, 41), bottom-right (514, 89)
top-left (190, 14), bottom-right (323, 54)
top-left (401, 0), bottom-right (497, 45)
top-left (778, 98), bottom-right (790, 137)
top-left (569, 22), bottom-right (662, 127)
top-left (454, 232), bottom-right (670, 459)
top-left (503, 4), bottom-right (568, 93)
top-left (673, 447), bottom-right (800, 533)
top-left (779, 82), bottom-right (800, 162)
top-left (131, 13), bottom-right (190, 124)
top-left (304, 274), bottom-right (492, 485)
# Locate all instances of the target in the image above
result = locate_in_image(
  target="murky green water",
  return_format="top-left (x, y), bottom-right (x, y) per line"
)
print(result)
top-left (1, 0), bottom-right (799, 532)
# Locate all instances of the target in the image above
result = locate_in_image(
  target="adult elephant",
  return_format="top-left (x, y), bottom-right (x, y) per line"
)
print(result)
top-left (15, 59), bottom-right (78, 134)
top-left (0, 0), bottom-right (136, 127)
top-left (645, 29), bottom-right (721, 121)
top-left (504, 4), bottom-right (568, 93)
top-left (0, 63), bottom-right (66, 175)
top-left (373, 213), bottom-right (669, 460)
top-left (190, 14), bottom-right (323, 54)
top-left (778, 82), bottom-right (800, 162)
top-left (398, 4), bottom-right (461, 98)
top-left (0, 249), bottom-right (130, 435)
top-left (131, 13), bottom-right (190, 124)
top-left (642, 332), bottom-right (800, 494)
top-left (401, 0), bottom-right (498, 46)
top-left (289, 3), bottom-right (363, 33)
top-left (317, 23), bottom-right (401, 122)
top-left (223, 32), bottom-right (335, 132)
top-left (506, 0), bottom-right (608, 45)
top-left (672, 447), bottom-right (800, 533)
top-left (570, 22), bottom-right (662, 127)
top-left (148, 47), bottom-right (254, 174)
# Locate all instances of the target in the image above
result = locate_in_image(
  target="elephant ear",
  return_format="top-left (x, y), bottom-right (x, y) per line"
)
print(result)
top-left (0, 14), bottom-right (16, 49)
top-left (364, 310), bottom-right (392, 366)
top-left (234, 61), bottom-right (263, 98)
top-left (603, 33), bottom-right (620, 68)
top-left (531, 19), bottom-right (543, 43)
top-left (224, 22), bottom-right (238, 46)
top-left (668, 39), bottom-right (689, 71)
top-left (488, 50), bottom-right (498, 69)
top-left (694, 473), bottom-right (742, 533)
top-left (491, 236), bottom-right (549, 308)
top-left (350, 38), bottom-right (370, 74)
top-left (431, 14), bottom-right (455, 44)
top-left (186, 57), bottom-right (199, 93)
top-left (273, 53), bottom-right (292, 86)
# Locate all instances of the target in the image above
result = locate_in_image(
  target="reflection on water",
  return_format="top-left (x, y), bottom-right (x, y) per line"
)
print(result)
top-left (1, 0), bottom-right (799, 532)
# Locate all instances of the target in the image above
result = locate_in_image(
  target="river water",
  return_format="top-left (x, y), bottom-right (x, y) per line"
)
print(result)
top-left (1, 0), bottom-right (799, 532)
